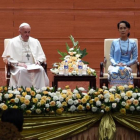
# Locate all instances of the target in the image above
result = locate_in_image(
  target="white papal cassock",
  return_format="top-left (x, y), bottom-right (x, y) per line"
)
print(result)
top-left (2, 35), bottom-right (49, 88)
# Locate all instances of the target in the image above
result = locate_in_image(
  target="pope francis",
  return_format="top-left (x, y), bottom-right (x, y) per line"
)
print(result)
top-left (2, 23), bottom-right (49, 88)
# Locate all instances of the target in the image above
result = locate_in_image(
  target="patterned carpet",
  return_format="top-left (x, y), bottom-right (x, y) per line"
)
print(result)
top-left (0, 69), bottom-right (100, 89)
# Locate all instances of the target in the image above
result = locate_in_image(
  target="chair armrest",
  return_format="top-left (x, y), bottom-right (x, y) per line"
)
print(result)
top-left (100, 62), bottom-right (104, 77)
top-left (41, 62), bottom-right (47, 74)
top-left (137, 62), bottom-right (140, 77)
top-left (6, 62), bottom-right (11, 79)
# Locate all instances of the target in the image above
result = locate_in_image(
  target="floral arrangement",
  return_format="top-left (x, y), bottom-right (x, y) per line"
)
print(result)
top-left (50, 35), bottom-right (96, 76)
top-left (0, 85), bottom-right (140, 115)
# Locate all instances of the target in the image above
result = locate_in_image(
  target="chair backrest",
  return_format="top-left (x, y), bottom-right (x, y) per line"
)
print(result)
top-left (4, 39), bottom-right (11, 49)
top-left (104, 38), bottom-right (138, 73)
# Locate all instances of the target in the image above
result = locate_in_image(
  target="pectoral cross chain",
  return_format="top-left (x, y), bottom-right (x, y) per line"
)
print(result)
top-left (26, 53), bottom-right (30, 60)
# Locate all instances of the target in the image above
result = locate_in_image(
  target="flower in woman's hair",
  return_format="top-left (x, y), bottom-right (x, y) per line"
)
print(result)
top-left (36, 109), bottom-right (42, 114)
top-left (120, 108), bottom-right (126, 114)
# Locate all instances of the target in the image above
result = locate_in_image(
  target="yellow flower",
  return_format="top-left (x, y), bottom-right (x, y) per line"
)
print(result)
top-left (26, 87), bottom-right (31, 92)
top-left (56, 108), bottom-right (63, 114)
top-left (98, 88), bottom-right (103, 93)
top-left (12, 105), bottom-right (18, 109)
top-left (94, 97), bottom-right (99, 102)
top-left (120, 108), bottom-right (126, 114)
top-left (76, 93), bottom-right (81, 99)
top-left (105, 106), bottom-right (110, 112)
top-left (65, 85), bottom-right (69, 89)
top-left (16, 95), bottom-right (21, 99)
top-left (30, 91), bottom-right (36, 96)
top-left (24, 99), bottom-right (30, 105)
top-left (109, 94), bottom-right (115, 102)
top-left (81, 98), bottom-right (87, 104)
top-left (32, 98), bottom-right (38, 103)
top-left (61, 93), bottom-right (67, 98)
top-left (2, 104), bottom-right (8, 110)
top-left (26, 110), bottom-right (31, 114)
top-left (89, 99), bottom-right (93, 104)
top-left (41, 96), bottom-right (47, 101)
top-left (133, 100), bottom-right (139, 106)
top-left (18, 88), bottom-right (22, 92)
top-left (126, 99), bottom-right (132, 105)
top-left (8, 93), bottom-right (13, 98)
top-left (43, 91), bottom-right (48, 95)
top-left (40, 99), bottom-right (46, 105)
top-left (101, 104), bottom-right (106, 109)
top-left (125, 91), bottom-right (132, 98)
top-left (20, 97), bottom-right (25, 103)
top-left (135, 89), bottom-right (138, 93)
top-left (125, 104), bottom-right (130, 110)
top-left (115, 93), bottom-right (121, 99)
top-left (128, 85), bottom-right (134, 89)
top-left (10, 99), bottom-right (15, 103)
top-left (118, 86), bottom-right (124, 91)
top-left (50, 101), bottom-right (56, 106)
top-left (0, 87), bottom-right (3, 92)
top-left (22, 92), bottom-right (27, 97)
top-left (77, 105), bottom-right (84, 111)
top-left (71, 57), bottom-right (77, 61)
top-left (4, 87), bottom-right (7, 91)
top-left (62, 102), bottom-right (67, 107)
top-left (84, 95), bottom-right (90, 100)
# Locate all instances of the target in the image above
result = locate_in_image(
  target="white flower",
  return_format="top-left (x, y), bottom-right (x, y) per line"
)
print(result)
top-left (53, 96), bottom-right (59, 101)
top-left (111, 86), bottom-right (116, 89)
top-left (115, 98), bottom-right (120, 103)
top-left (13, 91), bottom-right (20, 95)
top-left (0, 93), bottom-right (2, 96)
top-left (124, 84), bottom-right (129, 89)
top-left (124, 96), bottom-right (128, 100)
top-left (68, 99), bottom-right (74, 105)
top-left (137, 93), bottom-right (140, 96)
top-left (0, 103), bottom-right (5, 109)
top-left (36, 109), bottom-right (41, 114)
top-left (109, 88), bottom-right (116, 92)
top-left (102, 86), bottom-right (107, 90)
top-left (0, 96), bottom-right (2, 101)
top-left (78, 87), bottom-right (85, 91)
top-left (4, 94), bottom-right (9, 99)
top-left (21, 104), bottom-right (26, 109)
top-left (15, 98), bottom-right (19, 103)
top-left (41, 87), bottom-right (47, 91)
top-left (59, 97), bottom-right (64, 102)
top-left (31, 105), bottom-right (35, 110)
top-left (138, 97), bottom-right (140, 101)
top-left (136, 106), bottom-right (140, 111)
top-left (104, 98), bottom-right (109, 103)
top-left (96, 101), bottom-right (101, 106)
top-left (56, 91), bottom-right (60, 97)
top-left (101, 110), bottom-right (104, 113)
top-left (57, 87), bottom-right (61, 91)
top-left (25, 95), bottom-right (31, 100)
top-left (72, 94), bottom-right (76, 99)
top-left (82, 93), bottom-right (87, 96)
top-left (130, 98), bottom-right (134, 102)
top-left (121, 101), bottom-right (126, 106)
top-left (69, 105), bottom-right (76, 112)
top-left (86, 103), bottom-right (90, 106)
top-left (45, 104), bottom-right (50, 108)
top-left (8, 90), bottom-right (14, 94)
top-left (74, 100), bottom-right (79, 105)
top-left (132, 93), bottom-right (137, 99)
top-left (92, 107), bottom-right (98, 112)
top-left (121, 92), bottom-right (125, 98)
top-left (76, 54), bottom-right (81, 58)
top-left (130, 106), bottom-right (135, 111)
top-left (36, 89), bottom-right (41, 93)
top-left (104, 93), bottom-right (110, 99)
top-left (62, 90), bottom-right (67, 94)
top-left (69, 48), bottom-right (74, 51)
top-left (37, 102), bottom-right (41, 107)
top-left (72, 71), bottom-right (77, 75)
top-left (64, 55), bottom-right (70, 59)
top-left (89, 89), bottom-right (95, 94)
top-left (73, 89), bottom-right (78, 94)
top-left (56, 101), bottom-right (62, 108)
top-left (112, 103), bottom-right (117, 108)
top-left (90, 68), bottom-right (95, 73)
top-left (36, 94), bottom-right (41, 99)
top-left (50, 87), bottom-right (53, 90)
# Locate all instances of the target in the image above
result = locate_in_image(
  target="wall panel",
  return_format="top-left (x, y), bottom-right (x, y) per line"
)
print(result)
top-left (0, 0), bottom-right (140, 70)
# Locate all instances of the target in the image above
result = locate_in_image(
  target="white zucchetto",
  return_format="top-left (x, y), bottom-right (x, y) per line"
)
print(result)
top-left (19, 23), bottom-right (30, 28)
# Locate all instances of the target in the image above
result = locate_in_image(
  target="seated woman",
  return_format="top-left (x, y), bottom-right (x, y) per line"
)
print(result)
top-left (108, 21), bottom-right (138, 86)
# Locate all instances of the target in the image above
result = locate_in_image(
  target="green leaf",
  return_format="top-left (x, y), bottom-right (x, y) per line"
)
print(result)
top-left (69, 35), bottom-right (79, 47)
top-left (66, 43), bottom-right (70, 52)
top-left (81, 60), bottom-right (89, 64)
